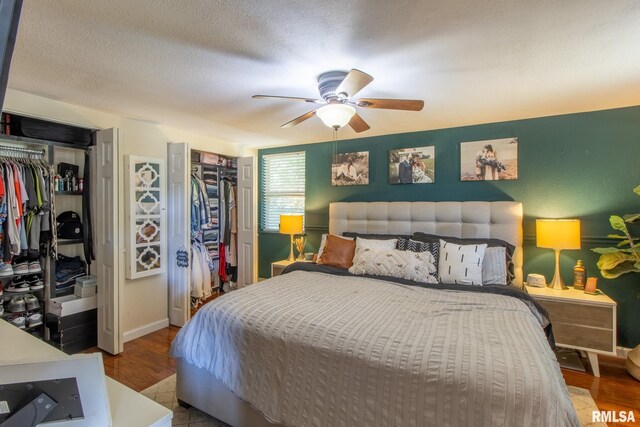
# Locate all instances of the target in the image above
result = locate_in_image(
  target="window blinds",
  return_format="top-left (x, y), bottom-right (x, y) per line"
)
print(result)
top-left (261, 151), bottom-right (305, 231)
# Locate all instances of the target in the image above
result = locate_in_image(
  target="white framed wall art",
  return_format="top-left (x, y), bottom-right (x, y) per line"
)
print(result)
top-left (125, 155), bottom-right (166, 279)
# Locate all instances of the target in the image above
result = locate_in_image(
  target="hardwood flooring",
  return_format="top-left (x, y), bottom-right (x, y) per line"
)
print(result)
top-left (90, 326), bottom-right (640, 423)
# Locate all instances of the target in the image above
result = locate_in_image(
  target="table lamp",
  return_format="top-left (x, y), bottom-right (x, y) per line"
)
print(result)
top-left (280, 214), bottom-right (304, 262)
top-left (536, 219), bottom-right (581, 290)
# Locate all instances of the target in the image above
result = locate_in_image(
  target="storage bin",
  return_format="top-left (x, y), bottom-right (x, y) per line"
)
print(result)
top-left (48, 294), bottom-right (97, 316)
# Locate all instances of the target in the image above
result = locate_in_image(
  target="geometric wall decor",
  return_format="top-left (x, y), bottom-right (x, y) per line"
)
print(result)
top-left (125, 156), bottom-right (166, 279)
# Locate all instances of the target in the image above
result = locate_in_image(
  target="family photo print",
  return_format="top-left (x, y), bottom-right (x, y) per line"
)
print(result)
top-left (389, 146), bottom-right (435, 184)
top-left (331, 151), bottom-right (369, 186)
top-left (460, 137), bottom-right (518, 181)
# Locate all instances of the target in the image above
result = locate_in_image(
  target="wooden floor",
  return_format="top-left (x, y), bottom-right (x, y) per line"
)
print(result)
top-left (91, 326), bottom-right (640, 423)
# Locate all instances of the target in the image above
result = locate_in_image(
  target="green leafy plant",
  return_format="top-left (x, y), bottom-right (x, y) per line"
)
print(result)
top-left (592, 185), bottom-right (640, 278)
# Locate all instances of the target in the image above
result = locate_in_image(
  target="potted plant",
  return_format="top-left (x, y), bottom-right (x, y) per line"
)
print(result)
top-left (592, 185), bottom-right (640, 380)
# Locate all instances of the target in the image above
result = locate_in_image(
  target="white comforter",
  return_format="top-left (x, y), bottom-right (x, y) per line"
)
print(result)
top-left (171, 271), bottom-right (579, 427)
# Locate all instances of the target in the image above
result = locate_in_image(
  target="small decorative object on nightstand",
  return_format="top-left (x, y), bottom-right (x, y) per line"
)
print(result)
top-left (536, 218), bottom-right (581, 290)
top-left (573, 260), bottom-right (586, 290)
top-left (294, 234), bottom-right (307, 260)
top-left (526, 284), bottom-right (616, 377)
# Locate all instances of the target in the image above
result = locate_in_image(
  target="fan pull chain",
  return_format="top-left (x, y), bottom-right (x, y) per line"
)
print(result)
top-left (332, 127), bottom-right (338, 166)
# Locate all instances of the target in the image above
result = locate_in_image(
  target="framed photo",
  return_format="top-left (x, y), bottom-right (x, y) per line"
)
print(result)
top-left (0, 354), bottom-right (111, 426)
top-left (331, 151), bottom-right (369, 186)
top-left (389, 146), bottom-right (435, 184)
top-left (460, 137), bottom-right (518, 181)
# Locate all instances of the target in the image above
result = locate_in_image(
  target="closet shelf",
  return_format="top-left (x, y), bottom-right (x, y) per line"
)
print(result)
top-left (0, 272), bottom-right (43, 280)
top-left (0, 133), bottom-right (93, 150)
top-left (192, 161), bottom-right (237, 171)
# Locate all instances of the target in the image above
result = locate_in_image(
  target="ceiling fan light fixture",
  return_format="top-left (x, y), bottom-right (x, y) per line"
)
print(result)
top-left (316, 104), bottom-right (356, 129)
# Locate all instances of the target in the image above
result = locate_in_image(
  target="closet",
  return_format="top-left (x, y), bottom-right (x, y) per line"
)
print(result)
top-left (0, 130), bottom-right (95, 352)
top-left (0, 116), bottom-right (120, 355)
top-left (167, 143), bottom-right (255, 326)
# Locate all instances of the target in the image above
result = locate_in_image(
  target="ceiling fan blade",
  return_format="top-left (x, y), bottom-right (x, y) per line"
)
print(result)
top-left (356, 98), bottom-right (424, 111)
top-left (281, 110), bottom-right (317, 128)
top-left (335, 69), bottom-right (374, 98)
top-left (253, 95), bottom-right (324, 104)
top-left (348, 113), bottom-right (370, 133)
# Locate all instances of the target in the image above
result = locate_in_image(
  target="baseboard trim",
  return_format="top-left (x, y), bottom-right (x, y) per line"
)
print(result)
top-left (617, 346), bottom-right (632, 358)
top-left (123, 318), bottom-right (169, 343)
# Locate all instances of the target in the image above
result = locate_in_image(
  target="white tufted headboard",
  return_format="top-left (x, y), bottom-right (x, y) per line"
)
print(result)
top-left (329, 201), bottom-right (524, 286)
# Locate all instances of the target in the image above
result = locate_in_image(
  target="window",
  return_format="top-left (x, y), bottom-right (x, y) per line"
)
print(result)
top-left (261, 151), bottom-right (305, 231)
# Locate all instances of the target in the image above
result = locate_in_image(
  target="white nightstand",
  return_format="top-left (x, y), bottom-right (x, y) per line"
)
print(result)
top-left (271, 259), bottom-right (311, 277)
top-left (526, 285), bottom-right (617, 377)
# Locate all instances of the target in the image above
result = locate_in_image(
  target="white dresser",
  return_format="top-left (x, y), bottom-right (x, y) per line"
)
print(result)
top-left (526, 285), bottom-right (617, 377)
top-left (0, 321), bottom-right (172, 426)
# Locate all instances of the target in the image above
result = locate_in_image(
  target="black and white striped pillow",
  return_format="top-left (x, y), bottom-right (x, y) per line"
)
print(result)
top-left (396, 238), bottom-right (439, 262)
top-left (438, 239), bottom-right (487, 285)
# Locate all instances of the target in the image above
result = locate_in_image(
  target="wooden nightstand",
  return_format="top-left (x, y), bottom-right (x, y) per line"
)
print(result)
top-left (271, 259), bottom-right (311, 277)
top-left (525, 285), bottom-right (617, 377)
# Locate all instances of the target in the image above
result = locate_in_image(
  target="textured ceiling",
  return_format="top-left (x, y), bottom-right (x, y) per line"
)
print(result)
top-left (7, 0), bottom-right (640, 148)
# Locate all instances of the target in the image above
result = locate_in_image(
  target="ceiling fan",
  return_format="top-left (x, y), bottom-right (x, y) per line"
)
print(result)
top-left (252, 69), bottom-right (424, 133)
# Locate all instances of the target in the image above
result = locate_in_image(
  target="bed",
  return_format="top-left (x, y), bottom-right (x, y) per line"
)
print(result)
top-left (171, 201), bottom-right (579, 427)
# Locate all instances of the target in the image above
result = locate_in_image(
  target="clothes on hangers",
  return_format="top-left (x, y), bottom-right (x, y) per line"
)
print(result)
top-left (190, 241), bottom-right (213, 300)
top-left (0, 156), bottom-right (55, 262)
top-left (190, 174), bottom-right (213, 238)
top-left (218, 176), bottom-right (237, 285)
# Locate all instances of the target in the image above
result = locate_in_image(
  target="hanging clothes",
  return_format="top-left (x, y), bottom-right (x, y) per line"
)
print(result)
top-left (0, 153), bottom-right (55, 263)
top-left (190, 241), bottom-right (213, 301)
top-left (218, 177), bottom-right (237, 285)
top-left (190, 174), bottom-right (212, 238)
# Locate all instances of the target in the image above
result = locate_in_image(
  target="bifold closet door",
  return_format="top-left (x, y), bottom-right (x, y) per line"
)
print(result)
top-left (95, 128), bottom-right (124, 355)
top-left (237, 156), bottom-right (256, 287)
top-left (167, 142), bottom-right (191, 326)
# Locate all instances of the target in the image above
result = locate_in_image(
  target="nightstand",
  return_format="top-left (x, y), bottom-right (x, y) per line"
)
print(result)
top-left (526, 285), bottom-right (617, 377)
top-left (271, 259), bottom-right (311, 277)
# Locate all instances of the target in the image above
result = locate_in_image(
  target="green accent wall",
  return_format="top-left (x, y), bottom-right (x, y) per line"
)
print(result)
top-left (258, 106), bottom-right (640, 348)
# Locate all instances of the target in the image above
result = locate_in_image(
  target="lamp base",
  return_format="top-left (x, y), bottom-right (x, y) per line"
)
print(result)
top-left (287, 234), bottom-right (296, 262)
top-left (547, 274), bottom-right (568, 290)
top-left (546, 249), bottom-right (568, 290)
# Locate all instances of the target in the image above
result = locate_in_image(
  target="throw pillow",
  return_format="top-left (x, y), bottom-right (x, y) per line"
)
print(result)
top-left (349, 247), bottom-right (438, 283)
top-left (438, 239), bottom-right (487, 285)
top-left (354, 236), bottom-right (398, 253)
top-left (317, 234), bottom-right (357, 269)
top-left (396, 238), bottom-right (439, 263)
top-left (482, 246), bottom-right (508, 285)
top-left (317, 234), bottom-right (354, 260)
top-left (412, 232), bottom-right (515, 284)
top-left (343, 232), bottom-right (411, 240)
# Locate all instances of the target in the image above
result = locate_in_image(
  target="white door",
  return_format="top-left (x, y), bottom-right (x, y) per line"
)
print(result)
top-left (167, 143), bottom-right (191, 326)
top-left (237, 156), bottom-right (256, 287)
top-left (95, 128), bottom-right (123, 354)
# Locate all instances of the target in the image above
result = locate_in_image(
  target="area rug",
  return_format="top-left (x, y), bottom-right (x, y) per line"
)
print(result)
top-left (142, 375), bottom-right (605, 427)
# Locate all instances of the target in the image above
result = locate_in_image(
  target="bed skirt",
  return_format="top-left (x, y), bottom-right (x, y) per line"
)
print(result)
top-left (176, 357), bottom-right (282, 427)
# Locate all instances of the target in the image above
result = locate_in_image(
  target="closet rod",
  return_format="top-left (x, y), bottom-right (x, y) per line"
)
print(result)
top-left (0, 144), bottom-right (46, 156)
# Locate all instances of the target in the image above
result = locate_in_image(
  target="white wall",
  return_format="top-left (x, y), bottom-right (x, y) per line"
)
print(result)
top-left (4, 88), bottom-right (256, 339)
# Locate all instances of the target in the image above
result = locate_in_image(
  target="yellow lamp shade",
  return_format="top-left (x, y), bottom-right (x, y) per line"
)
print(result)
top-left (536, 219), bottom-right (581, 250)
top-left (279, 214), bottom-right (303, 235)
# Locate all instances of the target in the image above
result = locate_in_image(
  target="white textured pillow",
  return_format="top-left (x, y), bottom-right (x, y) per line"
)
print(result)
top-left (349, 247), bottom-right (438, 283)
top-left (482, 247), bottom-right (508, 285)
top-left (354, 237), bottom-right (398, 253)
top-left (317, 234), bottom-right (354, 259)
top-left (438, 239), bottom-right (487, 285)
